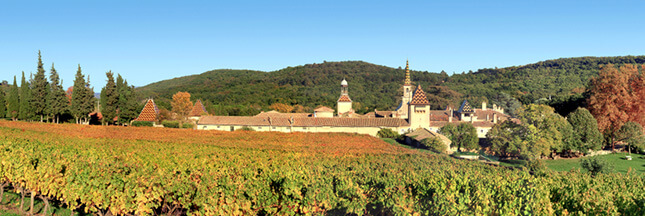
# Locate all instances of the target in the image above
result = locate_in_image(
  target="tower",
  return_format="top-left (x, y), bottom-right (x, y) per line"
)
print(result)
top-left (408, 84), bottom-right (430, 129)
top-left (396, 60), bottom-right (414, 119)
top-left (337, 79), bottom-right (353, 116)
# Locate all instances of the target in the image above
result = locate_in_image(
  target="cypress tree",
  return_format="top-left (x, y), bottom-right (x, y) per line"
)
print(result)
top-left (0, 85), bottom-right (5, 119)
top-left (100, 71), bottom-right (118, 125)
top-left (117, 80), bottom-right (139, 125)
top-left (19, 72), bottom-right (32, 121)
top-left (47, 63), bottom-right (68, 123)
top-left (7, 76), bottom-right (19, 120)
top-left (31, 50), bottom-right (49, 122)
top-left (71, 65), bottom-right (86, 123)
top-left (83, 75), bottom-right (95, 124)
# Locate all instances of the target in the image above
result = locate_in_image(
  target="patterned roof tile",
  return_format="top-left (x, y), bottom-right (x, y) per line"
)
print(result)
top-left (409, 85), bottom-right (430, 105)
top-left (134, 99), bottom-right (159, 122)
top-left (338, 94), bottom-right (352, 102)
top-left (189, 100), bottom-right (208, 117)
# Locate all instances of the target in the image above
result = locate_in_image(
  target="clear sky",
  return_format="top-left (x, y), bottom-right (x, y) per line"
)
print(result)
top-left (1, 0), bottom-right (644, 89)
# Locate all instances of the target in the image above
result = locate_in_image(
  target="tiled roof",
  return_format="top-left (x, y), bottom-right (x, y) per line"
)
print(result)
top-left (134, 99), bottom-right (159, 122)
top-left (189, 100), bottom-right (207, 117)
top-left (255, 111), bottom-right (312, 118)
top-left (406, 128), bottom-right (452, 146)
top-left (429, 110), bottom-right (450, 121)
top-left (457, 100), bottom-right (474, 113)
top-left (198, 116), bottom-right (410, 127)
top-left (338, 94), bottom-right (352, 102)
top-left (375, 110), bottom-right (397, 117)
top-left (314, 106), bottom-right (335, 112)
top-left (409, 85), bottom-right (430, 105)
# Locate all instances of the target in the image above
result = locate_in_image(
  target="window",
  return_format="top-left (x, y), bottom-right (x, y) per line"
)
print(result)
top-left (202, 126), bottom-right (207, 129)
top-left (258, 127), bottom-right (262, 130)
top-left (272, 126), bottom-right (276, 130)
top-left (303, 127), bottom-right (307, 130)
top-left (217, 126), bottom-right (220, 129)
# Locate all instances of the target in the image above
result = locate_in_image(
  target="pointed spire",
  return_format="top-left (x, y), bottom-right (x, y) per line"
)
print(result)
top-left (409, 84), bottom-right (430, 105)
top-left (404, 60), bottom-right (412, 86)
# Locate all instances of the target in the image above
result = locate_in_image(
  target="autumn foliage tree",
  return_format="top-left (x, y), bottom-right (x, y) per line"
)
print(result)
top-left (171, 92), bottom-right (193, 120)
top-left (587, 64), bottom-right (644, 148)
top-left (269, 103), bottom-right (294, 113)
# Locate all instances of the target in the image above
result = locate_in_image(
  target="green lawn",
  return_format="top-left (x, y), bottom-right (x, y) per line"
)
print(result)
top-left (544, 152), bottom-right (645, 174)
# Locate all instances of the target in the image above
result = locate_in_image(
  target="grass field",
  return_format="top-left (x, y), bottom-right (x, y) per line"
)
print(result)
top-left (544, 152), bottom-right (645, 174)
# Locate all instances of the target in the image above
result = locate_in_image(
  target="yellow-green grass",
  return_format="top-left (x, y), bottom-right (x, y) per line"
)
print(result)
top-left (544, 152), bottom-right (645, 174)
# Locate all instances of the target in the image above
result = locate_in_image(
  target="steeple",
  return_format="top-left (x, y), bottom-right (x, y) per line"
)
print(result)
top-left (404, 60), bottom-right (411, 86)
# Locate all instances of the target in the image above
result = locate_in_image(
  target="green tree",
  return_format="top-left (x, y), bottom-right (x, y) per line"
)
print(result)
top-left (7, 76), bottom-right (20, 120)
top-left (566, 108), bottom-right (603, 152)
top-left (31, 50), bottom-right (50, 122)
top-left (615, 122), bottom-right (645, 153)
top-left (46, 63), bottom-right (69, 123)
top-left (421, 137), bottom-right (447, 153)
top-left (19, 72), bottom-right (32, 121)
top-left (439, 123), bottom-right (479, 152)
top-left (0, 86), bottom-right (5, 119)
top-left (70, 65), bottom-right (95, 124)
top-left (517, 104), bottom-right (571, 156)
top-left (580, 156), bottom-right (614, 176)
top-left (117, 80), bottom-right (139, 125)
top-left (100, 71), bottom-right (118, 125)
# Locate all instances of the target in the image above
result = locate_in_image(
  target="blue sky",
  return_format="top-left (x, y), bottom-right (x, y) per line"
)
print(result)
top-left (1, 0), bottom-right (644, 88)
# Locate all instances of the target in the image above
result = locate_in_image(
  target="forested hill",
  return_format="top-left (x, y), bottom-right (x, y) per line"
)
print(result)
top-left (136, 56), bottom-right (645, 116)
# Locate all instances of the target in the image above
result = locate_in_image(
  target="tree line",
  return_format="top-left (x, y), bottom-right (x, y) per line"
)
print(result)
top-left (0, 51), bottom-right (141, 125)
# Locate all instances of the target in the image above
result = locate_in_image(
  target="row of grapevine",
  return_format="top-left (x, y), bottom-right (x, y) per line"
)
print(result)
top-left (1, 120), bottom-right (644, 215)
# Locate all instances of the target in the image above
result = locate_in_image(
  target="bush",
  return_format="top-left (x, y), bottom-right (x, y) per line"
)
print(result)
top-left (580, 156), bottom-right (614, 176)
top-left (526, 159), bottom-right (548, 177)
top-left (162, 120), bottom-right (180, 128)
top-left (237, 126), bottom-right (255, 131)
top-left (131, 121), bottom-right (154, 127)
top-left (182, 123), bottom-right (195, 129)
top-left (421, 137), bottom-right (447, 153)
top-left (377, 128), bottom-right (400, 139)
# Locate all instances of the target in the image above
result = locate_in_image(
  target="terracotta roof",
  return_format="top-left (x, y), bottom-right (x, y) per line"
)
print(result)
top-left (473, 109), bottom-right (510, 121)
top-left (189, 100), bottom-right (207, 117)
top-left (406, 128), bottom-right (452, 146)
top-left (429, 110), bottom-right (450, 121)
top-left (255, 111), bottom-right (312, 118)
top-left (198, 116), bottom-right (410, 127)
top-left (375, 110), bottom-right (397, 118)
top-left (314, 106), bottom-right (335, 112)
top-left (409, 85), bottom-right (430, 105)
top-left (134, 99), bottom-right (159, 122)
top-left (338, 94), bottom-right (352, 102)
top-left (457, 100), bottom-right (474, 113)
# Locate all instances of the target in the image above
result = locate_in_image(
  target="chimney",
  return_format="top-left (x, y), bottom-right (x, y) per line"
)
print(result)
top-left (493, 104), bottom-right (497, 111)
top-left (486, 114), bottom-right (489, 121)
top-left (482, 101), bottom-right (487, 110)
top-left (493, 113), bottom-right (497, 123)
top-left (449, 108), bottom-right (453, 123)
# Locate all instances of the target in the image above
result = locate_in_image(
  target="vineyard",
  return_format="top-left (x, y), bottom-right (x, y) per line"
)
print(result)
top-left (1, 120), bottom-right (645, 215)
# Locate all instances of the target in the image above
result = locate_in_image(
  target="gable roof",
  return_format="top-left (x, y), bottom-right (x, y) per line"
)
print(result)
top-left (314, 106), bottom-right (335, 112)
top-left (409, 85), bottom-right (430, 105)
top-left (134, 99), bottom-right (159, 122)
top-left (457, 99), bottom-right (474, 113)
top-left (338, 94), bottom-right (352, 102)
top-left (189, 99), bottom-right (207, 116)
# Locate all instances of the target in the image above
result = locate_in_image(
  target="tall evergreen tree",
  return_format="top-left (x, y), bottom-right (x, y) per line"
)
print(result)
top-left (100, 71), bottom-right (118, 125)
top-left (19, 72), bottom-right (32, 121)
top-left (31, 50), bottom-right (50, 122)
top-left (7, 76), bottom-right (19, 120)
top-left (71, 65), bottom-right (86, 124)
top-left (117, 81), bottom-right (139, 125)
top-left (47, 63), bottom-right (69, 123)
top-left (84, 75), bottom-right (95, 123)
top-left (0, 85), bottom-right (5, 119)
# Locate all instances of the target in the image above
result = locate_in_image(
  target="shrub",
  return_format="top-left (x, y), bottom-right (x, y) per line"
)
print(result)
top-left (526, 159), bottom-right (548, 177)
top-left (131, 121), bottom-right (154, 127)
top-left (580, 156), bottom-right (614, 176)
top-left (162, 120), bottom-right (180, 128)
top-left (421, 137), bottom-right (447, 153)
top-left (181, 123), bottom-right (195, 129)
top-left (237, 126), bottom-right (255, 131)
top-left (377, 128), bottom-right (400, 139)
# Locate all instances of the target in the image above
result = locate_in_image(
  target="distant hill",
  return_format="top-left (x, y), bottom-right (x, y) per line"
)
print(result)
top-left (136, 56), bottom-right (645, 116)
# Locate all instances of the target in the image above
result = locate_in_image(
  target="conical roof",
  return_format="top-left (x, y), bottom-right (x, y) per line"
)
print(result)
top-left (457, 99), bottom-right (474, 113)
top-left (409, 85), bottom-right (430, 105)
top-left (134, 99), bottom-right (159, 122)
top-left (189, 99), bottom-right (207, 116)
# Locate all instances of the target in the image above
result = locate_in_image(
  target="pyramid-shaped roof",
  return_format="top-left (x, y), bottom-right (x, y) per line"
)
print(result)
top-left (314, 106), bottom-right (335, 112)
top-left (338, 94), bottom-right (352, 102)
top-left (457, 99), bottom-right (474, 113)
top-left (409, 85), bottom-right (430, 105)
top-left (134, 99), bottom-right (159, 122)
top-left (189, 99), bottom-right (207, 117)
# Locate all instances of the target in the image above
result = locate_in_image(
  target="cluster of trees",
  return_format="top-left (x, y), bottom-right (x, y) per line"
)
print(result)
top-left (439, 123), bottom-right (479, 152)
top-left (99, 72), bottom-right (139, 125)
top-left (0, 51), bottom-right (141, 125)
top-left (587, 64), bottom-right (645, 149)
